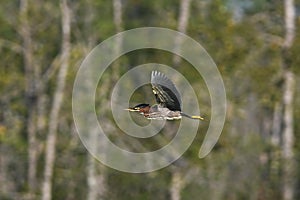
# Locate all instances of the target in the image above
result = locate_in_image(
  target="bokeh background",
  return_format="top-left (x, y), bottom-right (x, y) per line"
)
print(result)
top-left (1, 0), bottom-right (300, 199)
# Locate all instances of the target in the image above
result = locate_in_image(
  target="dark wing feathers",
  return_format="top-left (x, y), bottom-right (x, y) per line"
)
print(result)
top-left (151, 71), bottom-right (182, 111)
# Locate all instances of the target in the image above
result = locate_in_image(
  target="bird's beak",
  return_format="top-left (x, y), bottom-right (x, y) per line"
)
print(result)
top-left (124, 108), bottom-right (139, 112)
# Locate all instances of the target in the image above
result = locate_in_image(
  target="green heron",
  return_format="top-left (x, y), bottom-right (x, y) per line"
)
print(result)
top-left (125, 71), bottom-right (204, 120)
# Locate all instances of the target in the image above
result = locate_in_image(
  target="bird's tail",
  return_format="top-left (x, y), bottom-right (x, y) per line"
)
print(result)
top-left (180, 112), bottom-right (205, 121)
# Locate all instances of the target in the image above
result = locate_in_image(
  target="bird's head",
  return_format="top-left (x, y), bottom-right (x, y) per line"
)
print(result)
top-left (125, 103), bottom-right (150, 114)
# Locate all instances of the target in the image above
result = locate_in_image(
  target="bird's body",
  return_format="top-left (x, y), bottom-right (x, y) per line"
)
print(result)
top-left (145, 104), bottom-right (182, 120)
top-left (126, 71), bottom-right (204, 120)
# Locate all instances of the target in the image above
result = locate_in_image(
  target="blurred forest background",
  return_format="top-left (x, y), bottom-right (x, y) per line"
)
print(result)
top-left (1, 0), bottom-right (300, 199)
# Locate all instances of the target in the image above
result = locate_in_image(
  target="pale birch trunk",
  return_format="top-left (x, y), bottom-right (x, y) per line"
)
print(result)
top-left (85, 3), bottom-right (102, 199)
top-left (170, 170), bottom-right (185, 200)
top-left (270, 102), bottom-right (282, 187)
top-left (86, 1), bottom-right (123, 199)
top-left (282, 0), bottom-right (296, 199)
top-left (169, 2), bottom-right (191, 198)
top-left (20, 0), bottom-right (38, 195)
top-left (282, 71), bottom-right (295, 200)
top-left (173, 0), bottom-right (191, 66)
top-left (112, 0), bottom-right (123, 81)
top-left (87, 155), bottom-right (98, 200)
top-left (86, 126), bottom-right (99, 200)
top-left (87, 128), bottom-right (106, 200)
top-left (271, 102), bottom-right (282, 146)
top-left (41, 1), bottom-right (71, 200)
top-left (86, 54), bottom-right (108, 200)
top-left (113, 0), bottom-right (122, 33)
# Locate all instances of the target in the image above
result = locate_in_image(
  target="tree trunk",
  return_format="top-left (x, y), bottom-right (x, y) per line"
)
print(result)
top-left (87, 155), bottom-right (98, 200)
top-left (41, 1), bottom-right (71, 200)
top-left (85, 51), bottom-right (108, 200)
top-left (270, 102), bottom-right (282, 191)
top-left (282, 71), bottom-right (295, 200)
top-left (271, 102), bottom-right (282, 146)
top-left (112, 0), bottom-right (123, 81)
top-left (86, 1), bottom-right (123, 199)
top-left (282, 0), bottom-right (296, 199)
top-left (87, 127), bottom-right (106, 200)
top-left (170, 170), bottom-right (185, 200)
top-left (173, 0), bottom-right (191, 66)
top-left (19, 0), bottom-right (38, 195)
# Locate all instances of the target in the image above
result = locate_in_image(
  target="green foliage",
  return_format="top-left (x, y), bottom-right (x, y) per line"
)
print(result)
top-left (0, 0), bottom-right (299, 199)
top-left (106, 169), bottom-right (170, 200)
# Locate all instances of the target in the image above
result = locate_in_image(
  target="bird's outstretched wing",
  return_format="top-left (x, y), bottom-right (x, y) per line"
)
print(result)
top-left (151, 71), bottom-right (182, 111)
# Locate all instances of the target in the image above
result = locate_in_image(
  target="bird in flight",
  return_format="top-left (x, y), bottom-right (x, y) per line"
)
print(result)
top-left (125, 71), bottom-right (204, 120)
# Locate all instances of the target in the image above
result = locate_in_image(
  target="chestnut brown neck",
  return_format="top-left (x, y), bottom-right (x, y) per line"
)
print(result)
top-left (139, 106), bottom-right (150, 114)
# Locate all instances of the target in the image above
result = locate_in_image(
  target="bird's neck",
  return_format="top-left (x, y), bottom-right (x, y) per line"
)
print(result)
top-left (140, 106), bottom-right (150, 114)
